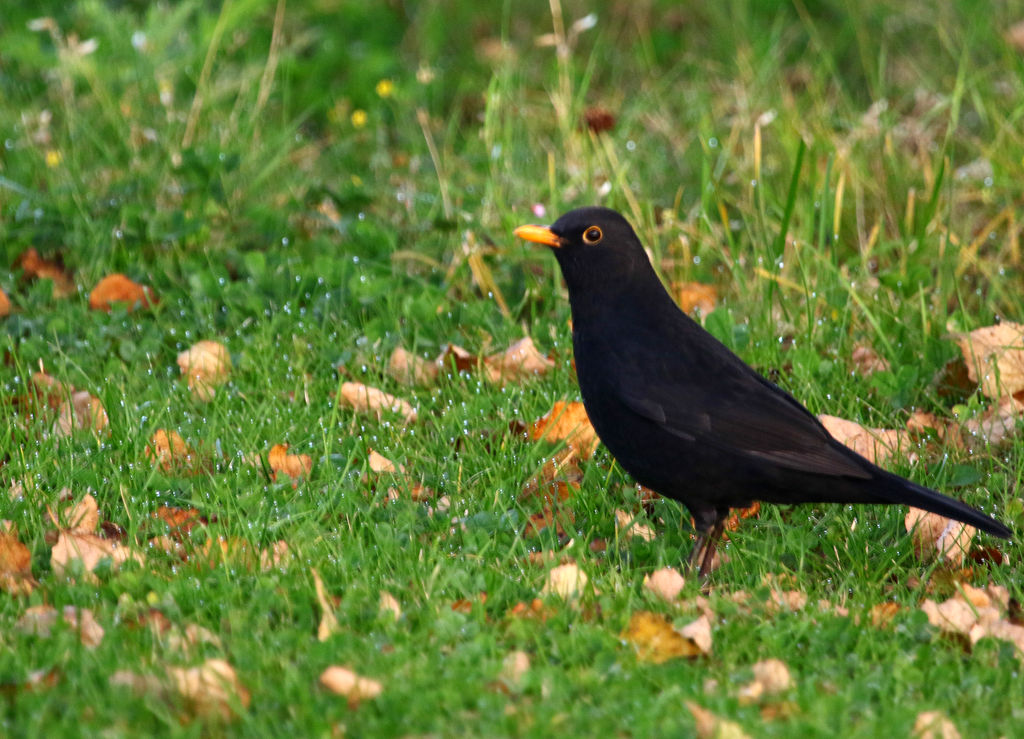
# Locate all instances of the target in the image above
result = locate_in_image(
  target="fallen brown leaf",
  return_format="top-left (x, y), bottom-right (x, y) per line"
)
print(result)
top-left (674, 282), bottom-right (717, 316)
top-left (583, 106), bottom-right (616, 133)
top-left (0, 528), bottom-right (36, 596)
top-left (499, 650), bottom-right (531, 689)
top-left (643, 567), bottom-right (687, 602)
top-left (955, 322), bottom-right (1024, 398)
top-left (963, 395), bottom-right (1024, 445)
top-left (267, 443), bottom-right (312, 482)
top-left (56, 390), bottom-right (108, 437)
top-left (738, 658), bottom-right (793, 703)
top-left (379, 591), bottom-right (401, 620)
top-left (913, 710), bottom-right (961, 739)
top-left (615, 509), bottom-right (657, 541)
top-left (177, 340), bottom-right (232, 402)
top-left (51, 530), bottom-right (145, 581)
top-left (851, 343), bottom-right (890, 376)
top-left (483, 337), bottom-right (554, 384)
top-left (320, 666), bottom-right (383, 703)
top-left (621, 611), bottom-right (710, 663)
top-left (367, 449), bottom-right (402, 474)
top-left (921, 582), bottom-right (1024, 656)
top-left (686, 701), bottom-right (752, 739)
top-left (905, 508), bottom-right (976, 566)
top-left (170, 659), bottom-right (250, 720)
top-left (146, 430), bottom-right (201, 473)
top-left (312, 567), bottom-right (340, 642)
top-left (530, 400), bottom-right (600, 459)
top-left (819, 414), bottom-right (906, 464)
top-left (339, 381), bottom-right (417, 424)
top-left (88, 273), bottom-right (156, 312)
top-left (387, 346), bottom-right (438, 386)
top-left (16, 605), bottom-right (104, 647)
top-left (15, 247), bottom-right (75, 298)
top-left (541, 562), bottom-right (588, 601)
top-left (870, 601), bottom-right (901, 628)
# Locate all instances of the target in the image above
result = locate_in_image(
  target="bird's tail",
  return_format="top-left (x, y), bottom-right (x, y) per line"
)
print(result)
top-left (875, 470), bottom-right (1011, 539)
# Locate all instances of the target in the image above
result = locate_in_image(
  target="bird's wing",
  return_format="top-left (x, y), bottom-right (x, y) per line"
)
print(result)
top-left (612, 347), bottom-right (872, 480)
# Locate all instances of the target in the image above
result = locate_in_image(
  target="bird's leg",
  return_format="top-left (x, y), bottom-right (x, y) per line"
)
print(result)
top-left (697, 519), bottom-right (726, 579)
top-left (684, 530), bottom-right (710, 576)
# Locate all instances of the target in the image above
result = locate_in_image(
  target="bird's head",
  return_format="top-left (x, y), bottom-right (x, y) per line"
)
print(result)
top-left (514, 207), bottom-right (651, 294)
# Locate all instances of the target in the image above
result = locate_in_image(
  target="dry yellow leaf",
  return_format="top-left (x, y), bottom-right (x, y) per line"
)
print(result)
top-left (955, 322), bottom-right (1024, 398)
top-left (320, 666), bottom-right (383, 701)
top-left (177, 340), bottom-right (232, 402)
top-left (905, 508), bottom-right (976, 566)
top-left (499, 650), bottom-right (531, 688)
top-left (615, 509), bottom-right (657, 542)
top-left (530, 400), bottom-right (600, 459)
top-left (312, 567), bottom-right (339, 642)
top-left (379, 591), bottom-right (402, 620)
top-left (367, 449), bottom-right (402, 474)
top-left (169, 659), bottom-right (250, 719)
top-left (643, 567), bottom-right (687, 602)
top-left (339, 381), bottom-right (417, 424)
top-left (540, 562), bottom-right (588, 601)
top-left (913, 711), bottom-right (961, 739)
top-left (621, 611), bottom-right (709, 663)
top-left (685, 701), bottom-right (752, 739)
top-left (738, 658), bottom-right (793, 703)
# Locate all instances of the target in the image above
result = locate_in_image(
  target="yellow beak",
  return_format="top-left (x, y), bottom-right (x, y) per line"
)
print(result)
top-left (514, 224), bottom-right (565, 248)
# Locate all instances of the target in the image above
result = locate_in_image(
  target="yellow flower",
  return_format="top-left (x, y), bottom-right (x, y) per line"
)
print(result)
top-left (351, 109), bottom-right (367, 128)
top-left (375, 79), bottom-right (394, 98)
top-left (45, 149), bottom-right (62, 168)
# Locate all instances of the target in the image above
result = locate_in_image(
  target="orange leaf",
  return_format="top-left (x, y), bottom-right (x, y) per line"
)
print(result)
top-left (177, 340), bottom-right (232, 402)
top-left (0, 527), bottom-right (36, 596)
top-left (88, 273), bottom-right (156, 312)
top-left (339, 381), bottom-right (417, 424)
top-left (673, 282), bottom-right (717, 316)
top-left (267, 443), bottom-right (312, 481)
top-left (530, 401), bottom-right (600, 459)
top-left (15, 247), bottom-right (75, 298)
top-left (0, 287), bottom-right (10, 318)
top-left (146, 429), bottom-right (200, 473)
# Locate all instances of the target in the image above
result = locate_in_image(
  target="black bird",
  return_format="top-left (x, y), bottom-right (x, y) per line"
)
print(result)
top-left (515, 206), bottom-right (1011, 576)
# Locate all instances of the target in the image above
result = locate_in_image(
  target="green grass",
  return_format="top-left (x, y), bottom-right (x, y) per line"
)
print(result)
top-left (2, 0), bottom-right (1024, 735)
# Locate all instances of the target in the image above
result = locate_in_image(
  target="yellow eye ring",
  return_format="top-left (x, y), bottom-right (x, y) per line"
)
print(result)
top-left (582, 226), bottom-right (603, 244)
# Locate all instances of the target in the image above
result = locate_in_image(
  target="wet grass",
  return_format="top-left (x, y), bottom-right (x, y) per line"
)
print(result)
top-left (2, 0), bottom-right (1024, 735)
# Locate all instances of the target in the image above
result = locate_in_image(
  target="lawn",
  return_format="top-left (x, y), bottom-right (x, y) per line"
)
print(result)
top-left (2, 0), bottom-right (1023, 735)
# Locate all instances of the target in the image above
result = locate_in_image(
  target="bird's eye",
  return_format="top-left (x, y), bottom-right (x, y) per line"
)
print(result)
top-left (582, 226), bottom-right (603, 244)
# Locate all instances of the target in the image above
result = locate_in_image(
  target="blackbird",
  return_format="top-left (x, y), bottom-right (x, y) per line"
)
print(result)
top-left (515, 206), bottom-right (1011, 576)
